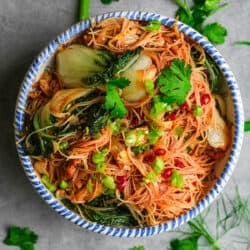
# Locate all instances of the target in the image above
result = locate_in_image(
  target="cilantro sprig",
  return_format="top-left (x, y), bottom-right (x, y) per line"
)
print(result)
top-left (104, 77), bottom-right (130, 119)
top-left (157, 58), bottom-right (192, 105)
top-left (3, 226), bottom-right (38, 250)
top-left (175, 0), bottom-right (228, 44)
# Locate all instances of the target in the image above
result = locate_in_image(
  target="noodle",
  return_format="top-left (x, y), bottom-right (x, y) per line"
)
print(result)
top-left (24, 18), bottom-right (230, 227)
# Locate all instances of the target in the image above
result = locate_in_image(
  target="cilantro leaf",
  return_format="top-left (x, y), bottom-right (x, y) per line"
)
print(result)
top-left (4, 226), bottom-right (38, 250)
top-left (170, 236), bottom-right (199, 250)
top-left (174, 0), bottom-right (228, 44)
top-left (204, 0), bottom-right (220, 11)
top-left (157, 59), bottom-right (192, 105)
top-left (107, 77), bottom-right (130, 88)
top-left (176, 8), bottom-right (195, 27)
top-left (203, 23), bottom-right (227, 44)
top-left (104, 78), bottom-right (130, 119)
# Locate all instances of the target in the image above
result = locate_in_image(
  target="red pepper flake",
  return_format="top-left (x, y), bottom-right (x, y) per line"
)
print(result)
top-left (174, 159), bottom-right (185, 168)
top-left (154, 148), bottom-right (166, 156)
top-left (200, 93), bottom-right (211, 105)
top-left (116, 175), bottom-right (128, 191)
top-left (166, 112), bottom-right (176, 121)
top-left (186, 196), bottom-right (191, 202)
top-left (162, 168), bottom-right (173, 178)
top-left (180, 102), bottom-right (189, 111)
top-left (203, 69), bottom-right (209, 78)
top-left (192, 181), bottom-right (197, 186)
top-left (143, 153), bottom-right (156, 164)
top-left (132, 117), bottom-right (139, 126)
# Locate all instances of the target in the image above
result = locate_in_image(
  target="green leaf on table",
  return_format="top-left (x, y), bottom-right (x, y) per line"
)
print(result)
top-left (170, 236), bottom-right (199, 250)
top-left (3, 226), bottom-right (38, 250)
top-left (203, 23), bottom-right (227, 44)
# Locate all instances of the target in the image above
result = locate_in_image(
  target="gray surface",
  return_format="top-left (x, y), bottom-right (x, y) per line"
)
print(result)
top-left (0, 0), bottom-right (249, 249)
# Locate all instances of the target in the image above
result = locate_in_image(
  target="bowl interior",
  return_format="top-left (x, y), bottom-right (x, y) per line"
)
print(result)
top-left (14, 11), bottom-right (244, 237)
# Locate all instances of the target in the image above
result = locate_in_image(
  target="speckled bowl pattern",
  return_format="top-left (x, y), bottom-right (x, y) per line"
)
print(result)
top-left (14, 11), bottom-right (244, 237)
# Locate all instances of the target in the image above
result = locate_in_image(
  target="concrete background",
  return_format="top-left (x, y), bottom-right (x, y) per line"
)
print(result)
top-left (0, 0), bottom-right (249, 249)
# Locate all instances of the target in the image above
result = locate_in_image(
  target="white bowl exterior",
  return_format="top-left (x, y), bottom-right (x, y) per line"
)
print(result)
top-left (14, 11), bottom-right (244, 237)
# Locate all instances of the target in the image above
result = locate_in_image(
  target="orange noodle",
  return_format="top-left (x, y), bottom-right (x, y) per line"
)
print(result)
top-left (23, 18), bottom-right (231, 227)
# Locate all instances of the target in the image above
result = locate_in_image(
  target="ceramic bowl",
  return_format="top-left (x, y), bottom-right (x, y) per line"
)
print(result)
top-left (14, 11), bottom-right (244, 237)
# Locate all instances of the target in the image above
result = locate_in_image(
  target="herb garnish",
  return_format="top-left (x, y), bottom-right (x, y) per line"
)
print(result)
top-left (175, 0), bottom-right (228, 44)
top-left (4, 226), bottom-right (38, 250)
top-left (104, 77), bottom-right (130, 118)
top-left (157, 58), bottom-right (192, 105)
top-left (234, 41), bottom-right (250, 46)
top-left (244, 121), bottom-right (250, 132)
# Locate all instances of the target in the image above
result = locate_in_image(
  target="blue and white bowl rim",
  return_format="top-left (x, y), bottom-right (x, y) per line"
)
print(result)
top-left (14, 10), bottom-right (244, 237)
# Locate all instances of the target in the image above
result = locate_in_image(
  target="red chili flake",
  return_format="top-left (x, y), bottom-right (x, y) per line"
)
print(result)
top-left (72, 159), bottom-right (81, 165)
top-left (186, 196), bottom-right (191, 202)
top-left (161, 168), bottom-right (173, 178)
top-left (154, 148), bottom-right (166, 156)
top-left (200, 93), bottom-right (211, 105)
top-left (180, 102), bottom-right (189, 111)
top-left (166, 112), bottom-right (176, 121)
top-left (192, 181), bottom-right (197, 186)
top-left (132, 117), bottom-right (139, 126)
top-left (174, 159), bottom-right (185, 168)
top-left (203, 69), bottom-right (209, 78)
top-left (143, 153), bottom-right (156, 164)
top-left (116, 176), bottom-right (128, 191)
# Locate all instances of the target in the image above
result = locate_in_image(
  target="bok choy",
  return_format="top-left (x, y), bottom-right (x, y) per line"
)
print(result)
top-left (56, 45), bottom-right (114, 88)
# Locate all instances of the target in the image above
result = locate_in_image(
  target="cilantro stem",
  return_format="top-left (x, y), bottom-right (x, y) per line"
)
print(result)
top-left (244, 121), bottom-right (250, 132)
top-left (175, 0), bottom-right (192, 17)
top-left (79, 0), bottom-right (90, 21)
top-left (188, 217), bottom-right (221, 250)
top-left (235, 41), bottom-right (250, 46)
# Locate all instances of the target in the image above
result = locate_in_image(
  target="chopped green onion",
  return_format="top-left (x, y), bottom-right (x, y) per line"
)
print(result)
top-left (152, 157), bottom-right (165, 174)
top-left (92, 148), bottom-right (108, 173)
top-left (194, 105), bottom-right (202, 117)
top-left (92, 132), bottom-right (102, 139)
top-left (148, 128), bottom-right (161, 145)
top-left (145, 79), bottom-right (154, 95)
top-left (175, 127), bottom-right (184, 137)
top-left (144, 171), bottom-right (158, 183)
top-left (41, 175), bottom-right (57, 192)
top-left (59, 180), bottom-right (69, 189)
top-left (101, 175), bottom-right (116, 190)
top-left (131, 144), bottom-right (150, 154)
top-left (92, 148), bottom-right (108, 164)
top-left (171, 169), bottom-right (184, 188)
top-left (244, 121), bottom-right (250, 132)
top-left (79, 0), bottom-right (90, 21)
top-left (87, 179), bottom-right (94, 193)
top-left (150, 96), bottom-right (172, 118)
top-left (109, 120), bottom-right (125, 135)
top-left (96, 162), bottom-right (107, 173)
top-left (59, 141), bottom-right (69, 151)
top-left (144, 20), bottom-right (161, 32)
top-left (125, 132), bottom-right (137, 147)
